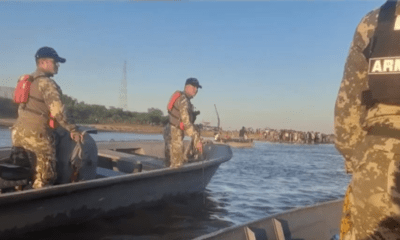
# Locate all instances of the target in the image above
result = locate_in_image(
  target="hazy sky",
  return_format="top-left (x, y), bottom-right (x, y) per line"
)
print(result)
top-left (0, 0), bottom-right (385, 134)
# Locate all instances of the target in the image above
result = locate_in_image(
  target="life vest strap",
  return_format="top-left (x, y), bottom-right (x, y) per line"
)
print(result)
top-left (169, 112), bottom-right (179, 120)
top-left (23, 108), bottom-right (57, 129)
top-left (29, 95), bottom-right (45, 103)
top-left (24, 107), bottom-right (46, 117)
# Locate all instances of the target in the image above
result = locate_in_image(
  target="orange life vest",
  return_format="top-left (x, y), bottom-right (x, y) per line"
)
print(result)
top-left (14, 75), bottom-right (33, 104)
top-left (167, 91), bottom-right (184, 130)
top-left (14, 74), bottom-right (57, 129)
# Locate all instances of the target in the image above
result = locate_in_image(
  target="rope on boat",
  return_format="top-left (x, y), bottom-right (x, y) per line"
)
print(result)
top-left (70, 131), bottom-right (88, 182)
top-left (202, 158), bottom-right (205, 204)
top-left (201, 143), bottom-right (206, 205)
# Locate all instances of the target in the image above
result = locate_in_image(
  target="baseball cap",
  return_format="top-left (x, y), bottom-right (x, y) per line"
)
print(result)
top-left (35, 47), bottom-right (66, 63)
top-left (185, 78), bottom-right (202, 89)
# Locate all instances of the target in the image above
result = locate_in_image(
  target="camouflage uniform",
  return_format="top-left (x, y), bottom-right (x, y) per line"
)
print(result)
top-left (335, 2), bottom-right (400, 239)
top-left (169, 92), bottom-right (201, 168)
top-left (163, 123), bottom-right (171, 167)
top-left (11, 69), bottom-right (77, 189)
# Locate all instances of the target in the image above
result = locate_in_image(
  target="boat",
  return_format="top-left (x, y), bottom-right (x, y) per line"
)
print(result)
top-left (194, 199), bottom-right (343, 240)
top-left (212, 105), bottom-right (254, 148)
top-left (0, 127), bottom-right (232, 238)
top-left (219, 138), bottom-right (254, 148)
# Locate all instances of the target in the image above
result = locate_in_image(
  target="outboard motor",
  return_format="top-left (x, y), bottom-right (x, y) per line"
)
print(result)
top-left (0, 127), bottom-right (98, 191)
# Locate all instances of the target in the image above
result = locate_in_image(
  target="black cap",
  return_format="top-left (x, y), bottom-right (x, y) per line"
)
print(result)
top-left (185, 78), bottom-right (202, 89)
top-left (35, 47), bottom-right (66, 63)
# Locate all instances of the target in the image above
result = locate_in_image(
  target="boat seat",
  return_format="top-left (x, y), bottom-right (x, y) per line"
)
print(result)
top-left (0, 178), bottom-right (28, 190)
top-left (0, 164), bottom-right (31, 181)
top-left (98, 149), bottom-right (165, 172)
top-left (0, 164), bottom-right (30, 190)
top-left (96, 167), bottom-right (126, 178)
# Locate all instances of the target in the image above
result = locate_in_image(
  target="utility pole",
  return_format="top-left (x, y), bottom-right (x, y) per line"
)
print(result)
top-left (214, 104), bottom-right (220, 131)
top-left (119, 61), bottom-right (128, 110)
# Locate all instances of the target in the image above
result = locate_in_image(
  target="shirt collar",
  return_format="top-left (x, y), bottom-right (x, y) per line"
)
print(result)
top-left (33, 69), bottom-right (53, 78)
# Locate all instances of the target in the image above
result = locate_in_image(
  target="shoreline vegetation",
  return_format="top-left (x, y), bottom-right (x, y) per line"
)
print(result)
top-left (0, 118), bottom-right (218, 137)
top-left (0, 118), bottom-right (333, 143)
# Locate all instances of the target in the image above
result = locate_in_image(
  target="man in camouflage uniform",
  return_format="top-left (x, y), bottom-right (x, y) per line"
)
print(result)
top-left (335, 1), bottom-right (400, 239)
top-left (11, 47), bottom-right (81, 189)
top-left (165, 78), bottom-right (203, 168)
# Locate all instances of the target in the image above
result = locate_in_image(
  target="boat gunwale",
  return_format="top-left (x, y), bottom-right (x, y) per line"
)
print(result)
top-left (193, 198), bottom-right (344, 240)
top-left (0, 143), bottom-right (232, 205)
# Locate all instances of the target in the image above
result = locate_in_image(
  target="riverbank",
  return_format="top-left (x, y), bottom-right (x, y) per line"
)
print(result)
top-left (0, 118), bottom-right (15, 128)
top-left (0, 119), bottom-right (218, 137)
top-left (0, 119), bottom-right (330, 143)
top-left (0, 118), bottom-right (166, 134)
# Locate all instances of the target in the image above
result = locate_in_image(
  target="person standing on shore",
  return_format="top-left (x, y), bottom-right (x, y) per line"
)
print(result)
top-left (165, 78), bottom-right (203, 168)
top-left (335, 1), bottom-right (400, 239)
top-left (239, 126), bottom-right (247, 140)
top-left (11, 46), bottom-right (82, 189)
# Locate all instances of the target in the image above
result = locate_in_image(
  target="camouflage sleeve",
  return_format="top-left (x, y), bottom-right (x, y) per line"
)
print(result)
top-left (334, 10), bottom-right (378, 173)
top-left (38, 78), bottom-right (77, 133)
top-left (179, 96), bottom-right (201, 146)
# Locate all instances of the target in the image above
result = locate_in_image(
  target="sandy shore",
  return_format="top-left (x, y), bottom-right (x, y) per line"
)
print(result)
top-left (0, 119), bottom-right (331, 144)
top-left (84, 123), bottom-right (164, 134)
top-left (0, 118), bottom-right (15, 128)
top-left (0, 119), bottom-right (218, 137)
top-left (0, 119), bottom-right (165, 134)
top-left (82, 124), bottom-right (218, 137)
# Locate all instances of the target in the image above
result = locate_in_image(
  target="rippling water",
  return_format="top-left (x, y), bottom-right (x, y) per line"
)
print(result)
top-left (0, 128), bottom-right (350, 240)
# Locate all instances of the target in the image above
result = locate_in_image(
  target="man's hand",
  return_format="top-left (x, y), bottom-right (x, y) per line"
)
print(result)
top-left (192, 110), bottom-right (200, 122)
top-left (196, 141), bottom-right (203, 153)
top-left (70, 131), bottom-right (83, 143)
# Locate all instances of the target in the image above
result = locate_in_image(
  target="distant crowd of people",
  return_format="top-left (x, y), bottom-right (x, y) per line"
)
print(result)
top-left (261, 129), bottom-right (334, 144)
top-left (216, 127), bottom-right (335, 144)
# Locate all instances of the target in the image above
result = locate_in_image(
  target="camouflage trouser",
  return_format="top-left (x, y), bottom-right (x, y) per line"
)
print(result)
top-left (11, 126), bottom-right (56, 189)
top-left (163, 124), bottom-right (171, 167)
top-left (170, 125), bottom-right (184, 168)
top-left (340, 134), bottom-right (400, 240)
top-left (340, 185), bottom-right (354, 239)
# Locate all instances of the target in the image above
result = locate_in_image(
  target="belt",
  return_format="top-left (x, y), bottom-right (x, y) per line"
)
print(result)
top-left (368, 127), bottom-right (400, 139)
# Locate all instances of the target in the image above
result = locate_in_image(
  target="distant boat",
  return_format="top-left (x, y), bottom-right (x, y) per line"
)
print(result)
top-left (194, 199), bottom-right (342, 240)
top-left (219, 138), bottom-right (254, 148)
top-left (212, 104), bottom-right (254, 148)
top-left (0, 128), bottom-right (233, 238)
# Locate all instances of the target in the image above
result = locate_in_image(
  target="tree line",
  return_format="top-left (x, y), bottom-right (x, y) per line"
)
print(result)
top-left (61, 95), bottom-right (168, 125)
top-left (0, 95), bottom-right (169, 126)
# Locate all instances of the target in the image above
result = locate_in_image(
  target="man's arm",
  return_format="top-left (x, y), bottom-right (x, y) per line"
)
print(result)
top-left (179, 97), bottom-right (201, 148)
top-left (38, 78), bottom-right (78, 133)
top-left (334, 10), bottom-right (378, 173)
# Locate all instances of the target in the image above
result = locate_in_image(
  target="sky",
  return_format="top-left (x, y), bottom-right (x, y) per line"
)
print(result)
top-left (0, 0), bottom-right (386, 134)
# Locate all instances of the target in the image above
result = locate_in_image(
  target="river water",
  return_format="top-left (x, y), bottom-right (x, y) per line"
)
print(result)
top-left (0, 128), bottom-right (350, 240)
